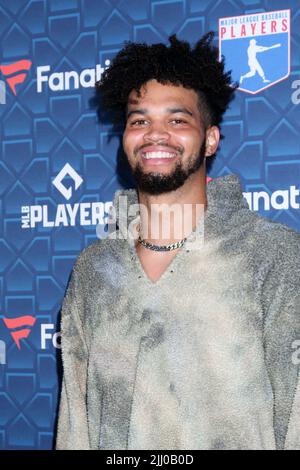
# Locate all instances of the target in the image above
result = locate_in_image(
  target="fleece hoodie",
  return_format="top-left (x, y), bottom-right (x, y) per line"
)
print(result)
top-left (56, 174), bottom-right (300, 450)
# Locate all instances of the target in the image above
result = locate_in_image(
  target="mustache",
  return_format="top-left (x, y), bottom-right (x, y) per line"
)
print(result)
top-left (134, 143), bottom-right (184, 156)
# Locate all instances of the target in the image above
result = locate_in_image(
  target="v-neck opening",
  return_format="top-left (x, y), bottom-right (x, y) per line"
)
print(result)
top-left (130, 239), bottom-right (186, 285)
top-left (126, 212), bottom-right (206, 285)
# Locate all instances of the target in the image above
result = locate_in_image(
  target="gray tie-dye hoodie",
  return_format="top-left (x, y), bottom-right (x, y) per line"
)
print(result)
top-left (56, 174), bottom-right (300, 450)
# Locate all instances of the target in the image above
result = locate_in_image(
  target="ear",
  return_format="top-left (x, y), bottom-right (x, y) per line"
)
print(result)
top-left (204, 126), bottom-right (220, 157)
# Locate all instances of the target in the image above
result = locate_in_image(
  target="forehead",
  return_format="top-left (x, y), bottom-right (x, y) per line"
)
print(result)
top-left (127, 79), bottom-right (199, 109)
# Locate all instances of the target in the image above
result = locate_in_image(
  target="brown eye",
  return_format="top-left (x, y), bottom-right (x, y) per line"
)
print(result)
top-left (130, 119), bottom-right (147, 126)
top-left (171, 119), bottom-right (187, 124)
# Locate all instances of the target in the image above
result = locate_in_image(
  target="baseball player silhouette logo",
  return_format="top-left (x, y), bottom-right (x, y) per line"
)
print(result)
top-left (219, 9), bottom-right (290, 94)
top-left (240, 39), bottom-right (281, 85)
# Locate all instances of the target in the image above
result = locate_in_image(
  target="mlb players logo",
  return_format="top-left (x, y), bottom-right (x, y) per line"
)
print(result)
top-left (219, 10), bottom-right (290, 94)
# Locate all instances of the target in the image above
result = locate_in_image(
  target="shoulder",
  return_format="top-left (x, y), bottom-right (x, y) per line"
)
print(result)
top-left (71, 237), bottom-right (129, 280)
top-left (232, 207), bottom-right (300, 282)
top-left (208, 173), bottom-right (300, 261)
top-left (242, 209), bottom-right (300, 259)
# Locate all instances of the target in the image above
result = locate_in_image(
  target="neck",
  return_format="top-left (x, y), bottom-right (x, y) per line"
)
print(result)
top-left (137, 166), bottom-right (207, 245)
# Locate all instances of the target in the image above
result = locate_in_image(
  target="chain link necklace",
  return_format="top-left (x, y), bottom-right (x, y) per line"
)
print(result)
top-left (137, 235), bottom-right (187, 252)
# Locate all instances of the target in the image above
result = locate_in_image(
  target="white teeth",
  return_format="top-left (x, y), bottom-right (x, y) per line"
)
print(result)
top-left (142, 151), bottom-right (176, 159)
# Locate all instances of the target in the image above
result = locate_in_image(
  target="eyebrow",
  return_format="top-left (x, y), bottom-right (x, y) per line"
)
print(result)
top-left (127, 109), bottom-right (147, 118)
top-left (126, 107), bottom-right (193, 119)
top-left (167, 107), bottom-right (193, 116)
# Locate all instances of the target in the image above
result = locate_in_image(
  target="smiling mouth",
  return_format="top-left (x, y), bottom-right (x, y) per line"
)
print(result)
top-left (141, 151), bottom-right (177, 160)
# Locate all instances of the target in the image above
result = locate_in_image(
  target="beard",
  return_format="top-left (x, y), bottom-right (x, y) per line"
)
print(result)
top-left (129, 142), bottom-right (206, 195)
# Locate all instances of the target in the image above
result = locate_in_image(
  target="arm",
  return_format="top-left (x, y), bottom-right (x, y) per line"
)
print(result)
top-left (257, 46), bottom-right (269, 52)
top-left (262, 233), bottom-right (300, 449)
top-left (56, 258), bottom-right (90, 450)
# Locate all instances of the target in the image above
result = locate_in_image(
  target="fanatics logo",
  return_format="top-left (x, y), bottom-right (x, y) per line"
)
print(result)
top-left (2, 315), bottom-right (36, 350)
top-left (219, 9), bottom-right (290, 94)
top-left (36, 61), bottom-right (111, 93)
top-left (0, 59), bottom-right (32, 96)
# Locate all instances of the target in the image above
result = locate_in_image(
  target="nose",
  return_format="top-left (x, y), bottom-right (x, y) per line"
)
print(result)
top-left (143, 121), bottom-right (170, 143)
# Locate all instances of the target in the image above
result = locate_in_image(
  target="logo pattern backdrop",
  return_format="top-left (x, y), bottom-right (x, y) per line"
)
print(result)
top-left (0, 0), bottom-right (300, 450)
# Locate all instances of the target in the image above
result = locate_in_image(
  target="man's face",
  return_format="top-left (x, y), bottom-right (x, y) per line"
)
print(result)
top-left (123, 79), bottom-right (210, 195)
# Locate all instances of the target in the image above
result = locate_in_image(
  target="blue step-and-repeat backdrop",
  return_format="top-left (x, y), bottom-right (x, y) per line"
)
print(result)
top-left (0, 0), bottom-right (299, 450)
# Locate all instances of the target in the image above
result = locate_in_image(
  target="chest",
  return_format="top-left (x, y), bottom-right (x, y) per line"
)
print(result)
top-left (135, 243), bottom-right (179, 282)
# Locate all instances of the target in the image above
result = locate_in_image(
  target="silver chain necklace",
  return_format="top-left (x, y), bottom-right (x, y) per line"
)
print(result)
top-left (137, 235), bottom-right (187, 252)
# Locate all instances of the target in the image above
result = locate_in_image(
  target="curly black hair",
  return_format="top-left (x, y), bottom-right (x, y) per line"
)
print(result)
top-left (95, 32), bottom-right (237, 131)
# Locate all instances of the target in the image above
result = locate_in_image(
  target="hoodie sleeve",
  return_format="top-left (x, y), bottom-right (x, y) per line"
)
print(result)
top-left (261, 230), bottom-right (300, 450)
top-left (56, 257), bottom-right (90, 450)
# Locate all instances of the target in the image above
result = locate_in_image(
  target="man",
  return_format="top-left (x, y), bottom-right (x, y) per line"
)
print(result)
top-left (56, 32), bottom-right (300, 450)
